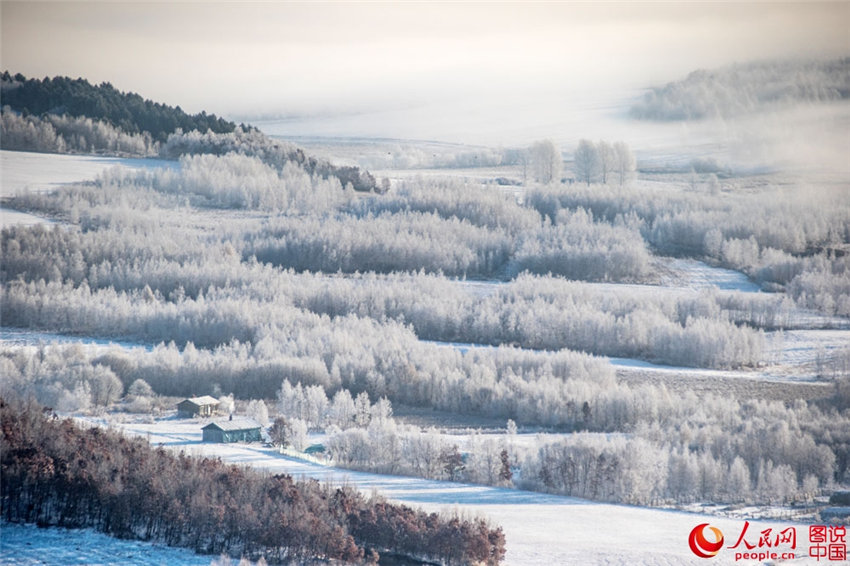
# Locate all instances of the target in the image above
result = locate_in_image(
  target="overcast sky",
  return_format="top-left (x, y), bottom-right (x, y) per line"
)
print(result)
top-left (2, 2), bottom-right (848, 143)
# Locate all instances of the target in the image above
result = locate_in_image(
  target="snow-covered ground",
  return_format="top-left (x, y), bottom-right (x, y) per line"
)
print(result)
top-left (0, 150), bottom-right (175, 197)
top-left (0, 207), bottom-right (56, 226)
top-left (453, 258), bottom-right (761, 297)
top-left (611, 328), bottom-right (848, 382)
top-left (80, 417), bottom-right (816, 566)
top-left (0, 328), bottom-right (151, 352)
top-left (0, 521), bottom-right (218, 566)
top-left (769, 329), bottom-right (850, 372)
top-left (0, 150), bottom-right (176, 227)
top-left (660, 258), bottom-right (762, 293)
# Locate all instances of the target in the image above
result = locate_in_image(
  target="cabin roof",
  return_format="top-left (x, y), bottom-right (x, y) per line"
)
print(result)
top-left (180, 396), bottom-right (220, 407)
top-left (202, 417), bottom-right (261, 432)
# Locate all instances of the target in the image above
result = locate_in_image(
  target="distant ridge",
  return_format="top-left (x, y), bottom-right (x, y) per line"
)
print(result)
top-left (630, 58), bottom-right (850, 121)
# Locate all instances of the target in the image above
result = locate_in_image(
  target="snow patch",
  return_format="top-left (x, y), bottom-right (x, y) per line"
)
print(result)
top-left (0, 521), bottom-right (216, 566)
top-left (661, 258), bottom-right (762, 293)
top-left (0, 328), bottom-right (152, 352)
top-left (0, 207), bottom-right (55, 227)
top-left (1, 150), bottom-right (176, 197)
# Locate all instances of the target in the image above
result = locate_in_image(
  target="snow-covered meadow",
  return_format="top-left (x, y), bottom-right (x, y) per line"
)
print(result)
top-left (1, 150), bottom-right (176, 227)
top-left (0, 150), bottom-right (176, 198)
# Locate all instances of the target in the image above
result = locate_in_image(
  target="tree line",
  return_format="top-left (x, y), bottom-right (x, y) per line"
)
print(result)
top-left (6, 162), bottom-right (650, 282)
top-left (1, 398), bottom-right (505, 565)
top-left (266, 377), bottom-right (845, 507)
top-left (1, 109), bottom-right (157, 156)
top-left (160, 128), bottom-right (377, 192)
top-left (1, 72), bottom-right (238, 142)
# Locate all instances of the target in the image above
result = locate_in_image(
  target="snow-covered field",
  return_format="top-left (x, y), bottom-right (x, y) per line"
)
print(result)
top-left (0, 208), bottom-right (55, 226)
top-left (0, 150), bottom-right (175, 197)
top-left (80, 417), bottom-right (817, 566)
top-left (0, 150), bottom-right (176, 227)
top-left (660, 258), bottom-right (762, 293)
top-left (0, 521), bottom-right (217, 566)
top-left (0, 328), bottom-right (152, 352)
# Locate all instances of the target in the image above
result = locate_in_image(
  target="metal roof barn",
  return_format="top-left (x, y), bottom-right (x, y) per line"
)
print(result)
top-left (202, 417), bottom-right (262, 443)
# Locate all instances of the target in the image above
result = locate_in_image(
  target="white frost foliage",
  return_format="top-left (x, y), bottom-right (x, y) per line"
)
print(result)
top-left (277, 381), bottom-right (329, 430)
top-left (128, 378), bottom-right (154, 398)
top-left (528, 139), bottom-right (562, 184)
top-left (328, 389), bottom-right (357, 429)
top-left (573, 139), bottom-right (600, 185)
top-left (630, 59), bottom-right (850, 120)
top-left (286, 418), bottom-right (308, 451)
top-left (514, 207), bottom-right (650, 281)
top-left (0, 108), bottom-right (156, 156)
top-left (356, 176), bottom-right (540, 234)
top-left (246, 399), bottom-right (270, 426)
top-left (100, 152), bottom-right (350, 212)
top-left (56, 381), bottom-right (92, 413)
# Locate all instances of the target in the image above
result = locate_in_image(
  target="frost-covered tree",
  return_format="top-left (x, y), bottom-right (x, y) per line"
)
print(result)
top-left (354, 392), bottom-right (372, 427)
top-left (287, 418), bottom-right (308, 451)
top-left (612, 141), bottom-right (636, 186)
top-left (528, 139), bottom-right (562, 184)
top-left (596, 141), bottom-right (614, 184)
top-left (246, 399), bottom-right (269, 426)
top-left (369, 397), bottom-right (393, 425)
top-left (268, 416), bottom-right (290, 449)
top-left (574, 139), bottom-right (599, 185)
top-left (329, 389), bottom-right (357, 428)
top-left (128, 378), bottom-right (154, 398)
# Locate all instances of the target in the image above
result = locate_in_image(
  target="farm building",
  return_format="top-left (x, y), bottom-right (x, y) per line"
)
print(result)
top-left (202, 417), bottom-right (262, 443)
top-left (177, 396), bottom-right (220, 418)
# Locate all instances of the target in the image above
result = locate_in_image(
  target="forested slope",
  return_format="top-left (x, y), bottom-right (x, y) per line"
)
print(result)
top-left (1, 72), bottom-right (237, 142)
top-left (0, 72), bottom-right (377, 191)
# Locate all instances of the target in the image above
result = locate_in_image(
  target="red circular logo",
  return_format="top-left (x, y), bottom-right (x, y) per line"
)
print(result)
top-left (689, 523), bottom-right (724, 558)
